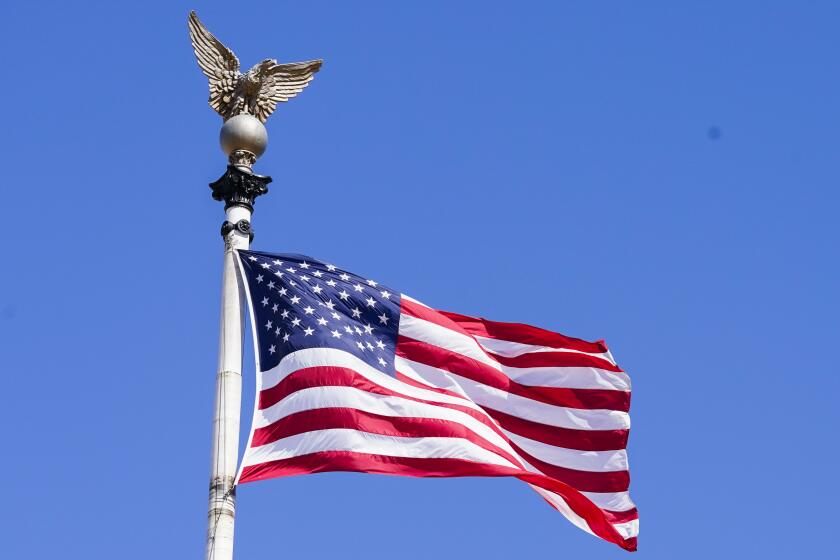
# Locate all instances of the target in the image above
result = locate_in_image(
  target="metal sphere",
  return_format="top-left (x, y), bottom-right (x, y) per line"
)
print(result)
top-left (219, 114), bottom-right (268, 158)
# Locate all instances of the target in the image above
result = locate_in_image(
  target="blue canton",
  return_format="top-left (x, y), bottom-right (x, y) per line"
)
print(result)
top-left (237, 250), bottom-right (401, 375)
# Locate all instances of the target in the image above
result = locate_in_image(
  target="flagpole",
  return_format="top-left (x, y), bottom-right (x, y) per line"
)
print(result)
top-left (205, 118), bottom-right (271, 560)
top-left (187, 11), bottom-right (321, 558)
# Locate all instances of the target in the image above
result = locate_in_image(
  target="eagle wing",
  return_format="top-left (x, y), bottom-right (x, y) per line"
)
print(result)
top-left (255, 60), bottom-right (323, 123)
top-left (188, 11), bottom-right (240, 118)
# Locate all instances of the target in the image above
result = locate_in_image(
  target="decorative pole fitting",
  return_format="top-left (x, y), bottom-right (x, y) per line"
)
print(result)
top-left (189, 10), bottom-right (322, 244)
top-left (210, 165), bottom-right (272, 241)
top-left (188, 10), bottom-right (322, 171)
top-left (209, 166), bottom-right (272, 212)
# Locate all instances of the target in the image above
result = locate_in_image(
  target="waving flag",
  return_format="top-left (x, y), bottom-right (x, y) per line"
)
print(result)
top-left (234, 250), bottom-right (637, 551)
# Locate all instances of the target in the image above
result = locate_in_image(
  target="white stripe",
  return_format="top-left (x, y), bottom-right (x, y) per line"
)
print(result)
top-left (535, 487), bottom-right (638, 541)
top-left (399, 314), bottom-right (631, 392)
top-left (241, 428), bottom-right (519, 470)
top-left (254, 385), bottom-right (520, 464)
top-left (260, 348), bottom-right (482, 412)
top-left (473, 335), bottom-right (616, 365)
top-left (400, 293), bottom-right (430, 308)
top-left (400, 313), bottom-right (502, 367)
top-left (502, 429), bottom-right (629, 472)
top-left (529, 485), bottom-right (596, 537)
top-left (503, 365), bottom-right (630, 392)
top-left (613, 519), bottom-right (639, 539)
top-left (396, 357), bottom-right (630, 431)
top-left (580, 491), bottom-right (636, 512)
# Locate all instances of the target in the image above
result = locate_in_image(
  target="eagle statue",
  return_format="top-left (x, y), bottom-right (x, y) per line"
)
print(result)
top-left (188, 11), bottom-right (322, 123)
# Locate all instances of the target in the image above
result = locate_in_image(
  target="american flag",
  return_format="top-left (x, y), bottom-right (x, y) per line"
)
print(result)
top-left (234, 250), bottom-right (637, 551)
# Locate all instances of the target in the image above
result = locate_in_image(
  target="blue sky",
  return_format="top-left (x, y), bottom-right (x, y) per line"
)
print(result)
top-left (1, 1), bottom-right (837, 557)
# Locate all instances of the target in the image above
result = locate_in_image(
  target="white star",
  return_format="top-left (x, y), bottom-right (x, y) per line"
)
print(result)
top-left (303, 327), bottom-right (314, 336)
top-left (278, 287), bottom-right (288, 296)
top-left (312, 270), bottom-right (323, 278)
top-left (353, 284), bottom-right (365, 293)
top-left (325, 300), bottom-right (336, 310)
top-left (290, 295), bottom-right (301, 305)
top-left (339, 273), bottom-right (351, 281)
top-left (261, 263), bottom-right (271, 269)
top-left (363, 324), bottom-right (374, 335)
top-left (378, 313), bottom-right (389, 325)
top-left (344, 325), bottom-right (354, 334)
top-left (267, 281), bottom-right (275, 289)
top-left (354, 326), bottom-right (363, 335)
top-left (365, 297), bottom-right (377, 308)
top-left (300, 275), bottom-right (310, 282)
top-left (283, 332), bottom-right (290, 342)
top-left (291, 317), bottom-right (302, 327)
top-left (286, 267), bottom-right (297, 273)
top-left (272, 303), bottom-right (279, 312)
top-left (338, 290), bottom-right (350, 300)
top-left (356, 341), bottom-right (365, 350)
top-left (274, 270), bottom-right (283, 278)
top-left (331, 312), bottom-right (341, 320)
top-left (331, 329), bottom-right (342, 339)
top-left (351, 308), bottom-right (362, 318)
top-left (380, 290), bottom-right (391, 299)
top-left (289, 280), bottom-right (297, 287)
top-left (367, 279), bottom-right (378, 287)
top-left (312, 285), bottom-right (323, 294)
top-left (281, 310), bottom-right (290, 319)
top-left (326, 264), bottom-right (337, 271)
top-left (265, 320), bottom-right (273, 330)
top-left (261, 297), bottom-right (269, 306)
top-left (248, 256), bottom-right (258, 261)
top-left (317, 317), bottom-right (328, 326)
top-left (256, 275), bottom-right (264, 283)
top-left (326, 279), bottom-right (337, 287)
top-left (378, 357), bottom-right (387, 367)
top-left (376, 339), bottom-right (385, 349)
top-left (366, 341), bottom-right (374, 350)
top-left (275, 327), bottom-right (282, 336)
top-left (299, 262), bottom-right (310, 269)
top-left (273, 260), bottom-right (283, 266)
top-left (303, 305), bottom-right (315, 315)
top-left (269, 345), bottom-right (276, 354)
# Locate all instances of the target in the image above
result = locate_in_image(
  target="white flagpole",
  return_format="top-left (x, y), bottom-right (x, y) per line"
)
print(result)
top-left (205, 116), bottom-right (271, 560)
top-left (206, 206), bottom-right (249, 560)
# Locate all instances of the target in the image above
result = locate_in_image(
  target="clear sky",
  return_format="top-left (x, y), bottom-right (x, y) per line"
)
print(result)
top-left (0, 1), bottom-right (837, 558)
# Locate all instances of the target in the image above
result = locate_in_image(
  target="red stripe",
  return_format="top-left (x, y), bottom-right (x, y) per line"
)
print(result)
top-left (401, 299), bottom-right (609, 356)
top-left (239, 451), bottom-right (636, 551)
top-left (400, 300), bottom-right (622, 372)
top-left (397, 337), bottom-right (630, 411)
top-left (259, 365), bottom-right (475, 411)
top-left (250, 406), bottom-right (526, 469)
top-left (508, 441), bottom-right (630, 493)
top-left (490, 350), bottom-right (622, 371)
top-left (400, 298), bottom-right (474, 335)
top-left (482, 407), bottom-right (628, 452)
top-left (438, 309), bottom-right (609, 355)
top-left (603, 507), bottom-right (639, 525)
